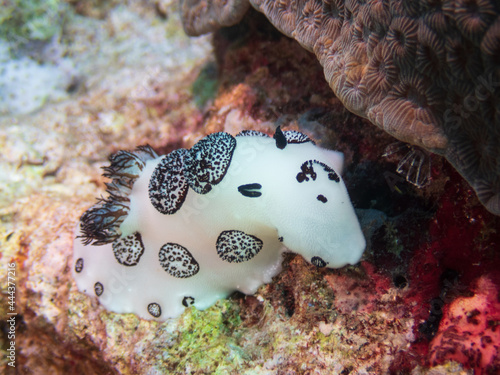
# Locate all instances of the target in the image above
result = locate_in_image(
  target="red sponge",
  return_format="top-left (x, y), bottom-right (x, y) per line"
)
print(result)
top-left (429, 276), bottom-right (500, 374)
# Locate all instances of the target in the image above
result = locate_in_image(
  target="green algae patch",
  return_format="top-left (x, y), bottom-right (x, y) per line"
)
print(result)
top-left (192, 62), bottom-right (219, 109)
top-left (0, 0), bottom-right (69, 42)
top-left (163, 300), bottom-right (245, 374)
top-left (383, 222), bottom-right (405, 258)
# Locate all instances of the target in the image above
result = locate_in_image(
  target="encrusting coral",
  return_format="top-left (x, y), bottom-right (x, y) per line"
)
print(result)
top-left (179, 0), bottom-right (500, 217)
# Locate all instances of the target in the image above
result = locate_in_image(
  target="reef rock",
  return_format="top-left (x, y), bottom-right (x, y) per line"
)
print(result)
top-left (1, 1), bottom-right (499, 374)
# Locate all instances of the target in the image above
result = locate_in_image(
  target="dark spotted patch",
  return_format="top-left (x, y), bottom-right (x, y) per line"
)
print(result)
top-left (296, 160), bottom-right (340, 183)
top-left (185, 132), bottom-right (236, 194)
top-left (311, 256), bottom-right (328, 268)
top-left (182, 296), bottom-right (195, 307)
top-left (94, 282), bottom-right (104, 296)
top-left (75, 258), bottom-right (84, 273)
top-left (314, 160), bottom-right (340, 182)
top-left (278, 236), bottom-right (284, 242)
top-left (149, 149), bottom-right (191, 215)
top-left (112, 232), bottom-right (145, 266)
top-left (283, 130), bottom-right (315, 145)
top-left (296, 160), bottom-right (317, 182)
top-left (216, 230), bottom-right (263, 263)
top-left (238, 183), bottom-right (262, 198)
top-left (273, 126), bottom-right (287, 149)
top-left (159, 243), bottom-right (200, 278)
top-left (236, 130), bottom-right (270, 137)
top-left (147, 302), bottom-right (162, 318)
top-left (317, 194), bottom-right (328, 203)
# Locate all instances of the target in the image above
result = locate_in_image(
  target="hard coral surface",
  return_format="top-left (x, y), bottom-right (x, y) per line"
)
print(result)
top-left (180, 0), bottom-right (500, 216)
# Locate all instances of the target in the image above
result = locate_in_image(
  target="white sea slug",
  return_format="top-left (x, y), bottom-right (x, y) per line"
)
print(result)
top-left (73, 127), bottom-right (366, 320)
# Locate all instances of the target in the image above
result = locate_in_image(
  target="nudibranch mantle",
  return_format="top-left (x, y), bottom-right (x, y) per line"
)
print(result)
top-left (73, 128), bottom-right (365, 320)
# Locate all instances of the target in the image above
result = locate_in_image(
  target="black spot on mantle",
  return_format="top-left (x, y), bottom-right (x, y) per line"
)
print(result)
top-left (317, 194), bottom-right (328, 203)
top-left (238, 183), bottom-right (262, 198)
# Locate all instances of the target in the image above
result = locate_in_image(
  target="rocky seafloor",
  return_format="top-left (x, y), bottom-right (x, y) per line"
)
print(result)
top-left (0, 1), bottom-right (499, 374)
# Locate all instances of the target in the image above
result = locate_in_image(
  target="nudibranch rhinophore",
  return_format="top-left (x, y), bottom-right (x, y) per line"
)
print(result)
top-left (73, 127), bottom-right (366, 320)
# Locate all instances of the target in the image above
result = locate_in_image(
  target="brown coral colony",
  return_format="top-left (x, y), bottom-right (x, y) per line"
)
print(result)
top-left (179, 0), bottom-right (500, 216)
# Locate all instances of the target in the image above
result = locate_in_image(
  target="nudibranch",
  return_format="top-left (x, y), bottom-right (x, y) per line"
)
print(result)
top-left (73, 127), bottom-right (366, 320)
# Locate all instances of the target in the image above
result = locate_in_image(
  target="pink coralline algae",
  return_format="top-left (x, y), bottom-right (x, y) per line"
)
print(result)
top-left (429, 276), bottom-right (500, 374)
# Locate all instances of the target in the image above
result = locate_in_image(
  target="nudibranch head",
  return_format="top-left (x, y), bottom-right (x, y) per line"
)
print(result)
top-left (73, 127), bottom-right (365, 320)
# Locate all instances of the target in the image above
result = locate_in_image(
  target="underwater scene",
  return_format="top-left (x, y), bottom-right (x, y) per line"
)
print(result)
top-left (1, 0), bottom-right (499, 374)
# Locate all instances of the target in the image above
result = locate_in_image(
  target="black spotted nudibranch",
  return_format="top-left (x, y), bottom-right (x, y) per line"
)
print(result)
top-left (73, 128), bottom-right (366, 320)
